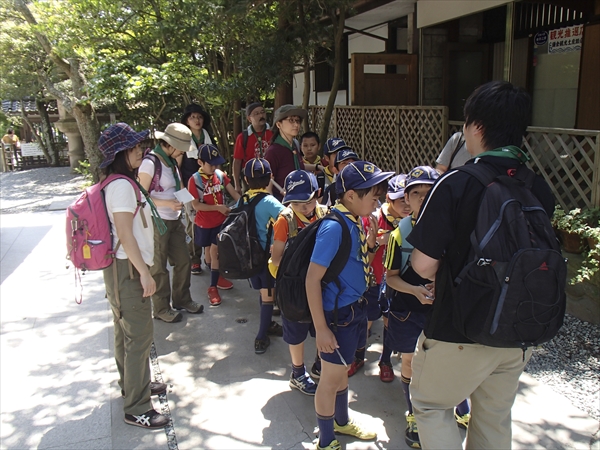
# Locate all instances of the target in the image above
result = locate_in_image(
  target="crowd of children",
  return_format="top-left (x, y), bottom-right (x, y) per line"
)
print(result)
top-left (98, 113), bottom-right (469, 449)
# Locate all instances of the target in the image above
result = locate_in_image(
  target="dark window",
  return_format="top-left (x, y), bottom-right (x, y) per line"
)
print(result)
top-left (314, 35), bottom-right (349, 92)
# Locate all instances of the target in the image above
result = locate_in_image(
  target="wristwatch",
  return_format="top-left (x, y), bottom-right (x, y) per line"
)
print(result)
top-left (367, 242), bottom-right (380, 253)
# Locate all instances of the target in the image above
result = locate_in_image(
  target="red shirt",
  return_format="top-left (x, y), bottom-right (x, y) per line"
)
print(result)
top-left (363, 204), bottom-right (398, 285)
top-left (188, 170), bottom-right (231, 228)
top-left (233, 127), bottom-right (273, 165)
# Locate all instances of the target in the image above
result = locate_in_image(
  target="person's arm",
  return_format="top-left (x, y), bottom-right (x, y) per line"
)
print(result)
top-left (386, 267), bottom-right (433, 305)
top-left (232, 158), bottom-right (243, 194)
top-left (306, 261), bottom-right (338, 353)
top-left (271, 240), bottom-right (286, 267)
top-left (411, 249), bottom-right (440, 281)
top-left (225, 182), bottom-right (241, 202)
top-left (138, 172), bottom-right (183, 211)
top-left (436, 164), bottom-right (448, 174)
top-left (113, 211), bottom-right (156, 297)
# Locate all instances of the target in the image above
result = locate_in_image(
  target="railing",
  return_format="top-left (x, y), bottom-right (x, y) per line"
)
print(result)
top-left (449, 120), bottom-right (600, 210)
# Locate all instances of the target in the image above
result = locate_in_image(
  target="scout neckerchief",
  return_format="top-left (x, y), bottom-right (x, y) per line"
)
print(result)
top-left (251, 125), bottom-right (267, 158)
top-left (293, 209), bottom-right (313, 228)
top-left (475, 145), bottom-right (530, 163)
top-left (323, 166), bottom-right (335, 184)
top-left (381, 202), bottom-right (400, 228)
top-left (136, 181), bottom-right (168, 235)
top-left (333, 203), bottom-right (369, 286)
top-left (152, 144), bottom-right (181, 191)
top-left (274, 134), bottom-right (301, 170)
top-left (245, 188), bottom-right (270, 201)
top-left (199, 169), bottom-right (221, 205)
top-left (192, 132), bottom-right (205, 147)
top-left (304, 155), bottom-right (322, 166)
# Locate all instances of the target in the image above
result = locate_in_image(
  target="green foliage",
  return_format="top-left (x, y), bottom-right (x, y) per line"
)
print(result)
top-left (74, 159), bottom-right (93, 187)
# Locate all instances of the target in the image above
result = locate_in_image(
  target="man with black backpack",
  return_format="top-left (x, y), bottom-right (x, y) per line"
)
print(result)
top-left (407, 81), bottom-right (564, 449)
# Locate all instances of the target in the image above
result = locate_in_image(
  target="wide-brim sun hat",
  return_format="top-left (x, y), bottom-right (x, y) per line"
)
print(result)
top-left (387, 174), bottom-right (408, 200)
top-left (181, 103), bottom-right (211, 128)
top-left (282, 170), bottom-right (319, 204)
top-left (199, 143), bottom-right (226, 166)
top-left (98, 123), bottom-right (149, 169)
top-left (336, 161), bottom-right (395, 194)
top-left (273, 104), bottom-right (308, 124)
top-left (155, 123), bottom-right (195, 153)
top-left (404, 166), bottom-right (440, 192)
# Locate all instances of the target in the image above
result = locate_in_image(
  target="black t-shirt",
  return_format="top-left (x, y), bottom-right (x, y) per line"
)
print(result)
top-left (406, 156), bottom-right (555, 343)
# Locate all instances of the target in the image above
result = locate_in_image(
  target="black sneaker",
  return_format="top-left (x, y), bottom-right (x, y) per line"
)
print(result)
top-left (191, 263), bottom-right (202, 275)
top-left (266, 321), bottom-right (283, 337)
top-left (405, 413), bottom-right (421, 448)
top-left (254, 336), bottom-right (270, 354)
top-left (121, 381), bottom-right (167, 398)
top-left (272, 304), bottom-right (281, 316)
top-left (124, 409), bottom-right (169, 429)
top-left (310, 362), bottom-right (321, 380)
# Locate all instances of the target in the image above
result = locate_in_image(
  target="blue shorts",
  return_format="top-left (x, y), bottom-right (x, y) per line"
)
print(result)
top-left (249, 265), bottom-right (274, 290)
top-left (282, 315), bottom-right (315, 345)
top-left (320, 299), bottom-right (367, 366)
top-left (363, 284), bottom-right (383, 321)
top-left (194, 225), bottom-right (220, 247)
top-left (385, 310), bottom-right (426, 354)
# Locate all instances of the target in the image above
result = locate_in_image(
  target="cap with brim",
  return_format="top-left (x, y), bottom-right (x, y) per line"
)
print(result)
top-left (282, 170), bottom-right (318, 204)
top-left (387, 174), bottom-right (407, 200)
top-left (98, 123), bottom-right (149, 169)
top-left (336, 161), bottom-right (394, 194)
top-left (246, 102), bottom-right (263, 116)
top-left (155, 123), bottom-right (195, 153)
top-left (324, 137), bottom-right (350, 155)
top-left (273, 104), bottom-right (308, 124)
top-left (181, 103), bottom-right (211, 128)
top-left (244, 158), bottom-right (272, 179)
top-left (335, 148), bottom-right (360, 168)
top-left (404, 166), bottom-right (439, 192)
top-left (199, 143), bottom-right (226, 166)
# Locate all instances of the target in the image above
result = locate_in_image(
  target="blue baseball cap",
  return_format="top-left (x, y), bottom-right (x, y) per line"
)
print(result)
top-left (199, 143), bottom-right (225, 165)
top-left (335, 148), bottom-right (360, 168)
top-left (244, 158), bottom-right (272, 179)
top-left (336, 161), bottom-right (394, 194)
top-left (324, 137), bottom-right (350, 155)
top-left (282, 170), bottom-right (319, 204)
top-left (387, 174), bottom-right (407, 200)
top-left (404, 166), bottom-right (439, 193)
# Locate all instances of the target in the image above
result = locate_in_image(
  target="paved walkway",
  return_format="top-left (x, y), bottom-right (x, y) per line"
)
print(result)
top-left (1, 209), bottom-right (598, 449)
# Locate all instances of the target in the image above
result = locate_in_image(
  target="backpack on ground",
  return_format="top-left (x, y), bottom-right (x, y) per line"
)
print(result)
top-left (217, 192), bottom-right (269, 279)
top-left (452, 162), bottom-right (567, 349)
top-left (275, 211), bottom-right (352, 323)
top-left (66, 174), bottom-right (143, 274)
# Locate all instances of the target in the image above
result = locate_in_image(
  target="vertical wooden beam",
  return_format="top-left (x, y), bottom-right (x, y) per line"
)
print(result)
top-left (593, 132), bottom-right (600, 207)
top-left (504, 2), bottom-right (515, 81)
top-left (407, 11), bottom-right (415, 55)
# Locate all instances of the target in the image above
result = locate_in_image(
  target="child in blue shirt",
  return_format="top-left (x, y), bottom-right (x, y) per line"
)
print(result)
top-left (306, 161), bottom-right (394, 450)
top-left (241, 158), bottom-right (286, 354)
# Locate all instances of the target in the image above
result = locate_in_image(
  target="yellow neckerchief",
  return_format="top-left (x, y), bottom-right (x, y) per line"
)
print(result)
top-left (199, 169), bottom-right (221, 205)
top-left (381, 202), bottom-right (400, 228)
top-left (332, 203), bottom-right (369, 285)
top-left (323, 166), bottom-right (335, 184)
top-left (304, 155), bottom-right (322, 166)
top-left (245, 188), bottom-right (270, 201)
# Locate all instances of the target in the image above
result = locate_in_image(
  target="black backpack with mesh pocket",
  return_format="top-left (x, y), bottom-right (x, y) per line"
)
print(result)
top-left (452, 162), bottom-right (567, 349)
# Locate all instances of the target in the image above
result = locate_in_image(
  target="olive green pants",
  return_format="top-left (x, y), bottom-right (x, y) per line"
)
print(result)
top-left (103, 259), bottom-right (153, 415)
top-left (151, 218), bottom-right (193, 315)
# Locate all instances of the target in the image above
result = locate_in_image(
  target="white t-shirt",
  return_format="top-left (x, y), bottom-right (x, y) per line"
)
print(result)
top-left (139, 156), bottom-right (181, 220)
top-left (104, 178), bottom-right (154, 266)
top-left (436, 132), bottom-right (472, 169)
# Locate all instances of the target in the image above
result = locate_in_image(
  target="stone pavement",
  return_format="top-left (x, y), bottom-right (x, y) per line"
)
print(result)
top-left (1, 209), bottom-right (598, 450)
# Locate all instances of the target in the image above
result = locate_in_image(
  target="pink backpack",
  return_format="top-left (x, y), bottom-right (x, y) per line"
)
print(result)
top-left (66, 174), bottom-right (142, 277)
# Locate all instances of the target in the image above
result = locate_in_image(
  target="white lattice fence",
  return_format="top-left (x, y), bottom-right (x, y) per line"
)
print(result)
top-left (363, 107), bottom-right (399, 172)
top-left (335, 107), bottom-right (364, 157)
top-left (398, 107), bottom-right (448, 174)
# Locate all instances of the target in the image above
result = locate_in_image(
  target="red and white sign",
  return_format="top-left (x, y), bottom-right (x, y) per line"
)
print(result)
top-left (548, 25), bottom-right (584, 54)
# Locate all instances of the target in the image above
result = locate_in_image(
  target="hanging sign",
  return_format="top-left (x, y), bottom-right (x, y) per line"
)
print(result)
top-left (548, 25), bottom-right (584, 54)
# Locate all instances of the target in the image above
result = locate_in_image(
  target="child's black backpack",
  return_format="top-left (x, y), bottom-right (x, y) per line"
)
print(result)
top-left (276, 211), bottom-right (351, 323)
top-left (218, 192), bottom-right (270, 279)
top-left (452, 162), bottom-right (567, 350)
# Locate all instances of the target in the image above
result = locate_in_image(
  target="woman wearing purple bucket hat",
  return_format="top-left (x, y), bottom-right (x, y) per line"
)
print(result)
top-left (98, 122), bottom-right (170, 429)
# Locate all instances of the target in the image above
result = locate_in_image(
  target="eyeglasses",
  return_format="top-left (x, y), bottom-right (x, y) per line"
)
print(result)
top-left (285, 118), bottom-right (302, 125)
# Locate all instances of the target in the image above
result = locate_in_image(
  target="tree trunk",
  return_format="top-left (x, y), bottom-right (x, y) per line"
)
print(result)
top-left (70, 103), bottom-right (102, 181)
top-left (302, 54), bottom-right (311, 132)
top-left (36, 98), bottom-right (59, 166)
top-left (319, 7), bottom-right (346, 145)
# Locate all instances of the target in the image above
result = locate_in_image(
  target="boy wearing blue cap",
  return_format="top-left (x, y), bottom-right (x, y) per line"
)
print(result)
top-left (188, 144), bottom-right (241, 306)
top-left (307, 161), bottom-right (394, 450)
top-left (321, 148), bottom-right (360, 208)
top-left (270, 170), bottom-right (328, 395)
top-left (384, 166), bottom-right (470, 448)
top-left (321, 137), bottom-right (350, 187)
top-left (240, 158), bottom-right (286, 354)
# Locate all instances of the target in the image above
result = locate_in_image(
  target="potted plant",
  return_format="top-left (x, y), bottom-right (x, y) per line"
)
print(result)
top-left (552, 207), bottom-right (586, 253)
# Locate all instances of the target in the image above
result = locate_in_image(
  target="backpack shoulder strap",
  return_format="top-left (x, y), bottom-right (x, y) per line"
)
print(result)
top-left (448, 133), bottom-right (465, 168)
top-left (242, 130), bottom-right (249, 152)
top-left (323, 211), bottom-right (352, 280)
top-left (398, 216), bottom-right (414, 275)
top-left (101, 174), bottom-right (143, 216)
top-left (315, 204), bottom-right (328, 219)
top-left (456, 161), bottom-right (497, 187)
top-left (142, 153), bottom-right (163, 193)
top-left (214, 169), bottom-right (225, 185)
top-left (280, 207), bottom-right (299, 238)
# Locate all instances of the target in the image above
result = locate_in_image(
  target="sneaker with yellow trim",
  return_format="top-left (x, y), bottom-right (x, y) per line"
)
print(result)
top-left (405, 412), bottom-right (421, 448)
top-left (455, 411), bottom-right (470, 429)
top-left (334, 418), bottom-right (377, 440)
top-left (316, 439), bottom-right (341, 450)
